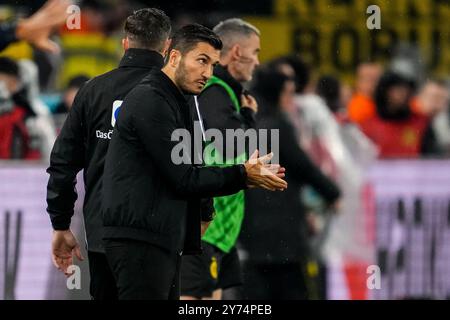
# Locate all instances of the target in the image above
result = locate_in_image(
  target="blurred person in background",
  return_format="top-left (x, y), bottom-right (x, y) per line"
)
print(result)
top-left (431, 102), bottom-right (450, 157)
top-left (410, 79), bottom-right (450, 156)
top-left (53, 74), bottom-right (90, 132)
top-left (359, 71), bottom-right (428, 158)
top-left (180, 18), bottom-right (261, 301)
top-left (46, 8), bottom-right (172, 300)
top-left (54, 75), bottom-right (90, 114)
top-left (0, 0), bottom-right (70, 160)
top-left (267, 55), bottom-right (339, 177)
top-left (315, 75), bottom-right (378, 300)
top-left (411, 79), bottom-right (450, 119)
top-left (0, 0), bottom-right (71, 53)
top-left (316, 75), bottom-right (343, 114)
top-left (268, 55), bottom-right (311, 95)
top-left (0, 57), bottom-right (55, 160)
top-left (430, 83), bottom-right (450, 157)
top-left (0, 57), bottom-right (32, 159)
top-left (340, 83), bottom-right (353, 116)
top-left (273, 56), bottom-right (339, 179)
top-left (347, 62), bottom-right (383, 125)
top-left (14, 59), bottom-right (57, 161)
top-left (268, 56), bottom-right (378, 299)
top-left (240, 67), bottom-right (340, 300)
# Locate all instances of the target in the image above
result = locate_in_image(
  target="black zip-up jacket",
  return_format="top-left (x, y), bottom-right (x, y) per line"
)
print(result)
top-left (46, 49), bottom-right (164, 253)
top-left (102, 69), bottom-right (247, 254)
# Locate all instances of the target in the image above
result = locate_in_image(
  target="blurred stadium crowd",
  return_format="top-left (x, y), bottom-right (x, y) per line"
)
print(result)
top-left (2, 0), bottom-right (449, 161)
top-left (1, 0), bottom-right (450, 300)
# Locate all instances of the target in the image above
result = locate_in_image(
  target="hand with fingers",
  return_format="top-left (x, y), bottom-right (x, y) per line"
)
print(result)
top-left (15, 0), bottom-right (72, 54)
top-left (51, 229), bottom-right (84, 276)
top-left (241, 91), bottom-right (258, 113)
top-left (244, 150), bottom-right (287, 191)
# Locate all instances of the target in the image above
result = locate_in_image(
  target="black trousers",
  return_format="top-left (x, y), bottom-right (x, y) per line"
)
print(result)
top-left (87, 251), bottom-right (118, 300)
top-left (242, 262), bottom-right (309, 300)
top-left (104, 239), bottom-right (181, 300)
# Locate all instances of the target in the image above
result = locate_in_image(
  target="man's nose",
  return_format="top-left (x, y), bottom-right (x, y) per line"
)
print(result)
top-left (204, 65), bottom-right (214, 79)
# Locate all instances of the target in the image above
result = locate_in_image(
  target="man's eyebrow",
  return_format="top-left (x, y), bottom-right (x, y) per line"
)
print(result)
top-left (198, 53), bottom-right (211, 60)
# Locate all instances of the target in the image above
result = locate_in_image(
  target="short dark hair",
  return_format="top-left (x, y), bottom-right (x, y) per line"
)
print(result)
top-left (252, 66), bottom-right (292, 114)
top-left (268, 55), bottom-right (310, 93)
top-left (316, 75), bottom-right (341, 113)
top-left (124, 8), bottom-right (171, 51)
top-left (168, 24), bottom-right (222, 57)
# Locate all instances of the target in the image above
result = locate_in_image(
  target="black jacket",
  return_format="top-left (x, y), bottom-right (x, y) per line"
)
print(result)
top-left (0, 22), bottom-right (18, 52)
top-left (102, 68), bottom-right (248, 254)
top-left (240, 110), bottom-right (341, 264)
top-left (46, 49), bottom-right (164, 253)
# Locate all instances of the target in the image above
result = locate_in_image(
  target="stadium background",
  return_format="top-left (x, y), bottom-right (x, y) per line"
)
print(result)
top-left (0, 0), bottom-right (449, 300)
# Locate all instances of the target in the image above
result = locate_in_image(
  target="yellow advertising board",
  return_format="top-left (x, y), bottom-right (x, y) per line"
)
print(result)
top-left (246, 0), bottom-right (450, 80)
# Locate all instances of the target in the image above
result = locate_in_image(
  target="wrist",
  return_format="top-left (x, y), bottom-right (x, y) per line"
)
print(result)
top-left (53, 228), bottom-right (70, 233)
top-left (15, 20), bottom-right (28, 40)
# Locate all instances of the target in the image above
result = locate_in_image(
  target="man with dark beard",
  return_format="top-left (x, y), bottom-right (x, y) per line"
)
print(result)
top-left (102, 24), bottom-right (287, 300)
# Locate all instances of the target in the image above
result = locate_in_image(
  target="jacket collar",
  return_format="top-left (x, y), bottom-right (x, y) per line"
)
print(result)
top-left (214, 64), bottom-right (243, 98)
top-left (147, 69), bottom-right (189, 106)
top-left (118, 48), bottom-right (164, 69)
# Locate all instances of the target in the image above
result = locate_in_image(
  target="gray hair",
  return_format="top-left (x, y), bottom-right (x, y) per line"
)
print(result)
top-left (213, 18), bottom-right (260, 55)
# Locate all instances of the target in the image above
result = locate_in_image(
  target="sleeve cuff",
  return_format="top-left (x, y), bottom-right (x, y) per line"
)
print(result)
top-left (52, 223), bottom-right (71, 231)
top-left (48, 210), bottom-right (72, 231)
top-left (240, 107), bottom-right (255, 117)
